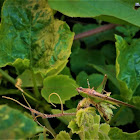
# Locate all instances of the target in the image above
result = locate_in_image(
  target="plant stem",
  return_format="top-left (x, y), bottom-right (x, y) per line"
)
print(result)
top-left (22, 89), bottom-right (40, 103)
top-left (43, 118), bottom-right (57, 137)
top-left (31, 70), bottom-right (40, 98)
top-left (74, 24), bottom-right (117, 40)
top-left (110, 106), bottom-right (125, 125)
top-left (0, 69), bottom-right (16, 85)
top-left (39, 108), bottom-right (57, 137)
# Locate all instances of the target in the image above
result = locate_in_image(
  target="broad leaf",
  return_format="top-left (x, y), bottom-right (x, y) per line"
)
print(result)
top-left (99, 123), bottom-right (110, 140)
top-left (48, 0), bottom-right (140, 27)
top-left (115, 25), bottom-right (139, 44)
top-left (70, 48), bottom-right (105, 75)
top-left (0, 105), bottom-right (42, 139)
top-left (65, 99), bottom-right (80, 109)
top-left (68, 107), bottom-right (110, 140)
top-left (18, 69), bottom-right (43, 87)
top-left (131, 96), bottom-right (140, 108)
top-left (115, 25), bottom-right (139, 38)
top-left (89, 64), bottom-right (120, 89)
top-left (68, 119), bottom-right (84, 134)
top-left (55, 131), bottom-right (71, 140)
top-left (115, 35), bottom-right (140, 100)
top-left (59, 66), bottom-right (72, 78)
top-left (101, 44), bottom-right (116, 65)
top-left (109, 127), bottom-right (140, 140)
top-left (0, 0), bottom-right (74, 76)
top-left (41, 75), bottom-right (78, 104)
top-left (76, 71), bottom-right (104, 89)
top-left (111, 108), bottom-right (134, 126)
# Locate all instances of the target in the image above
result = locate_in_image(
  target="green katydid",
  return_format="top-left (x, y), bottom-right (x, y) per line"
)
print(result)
top-left (76, 74), bottom-right (135, 123)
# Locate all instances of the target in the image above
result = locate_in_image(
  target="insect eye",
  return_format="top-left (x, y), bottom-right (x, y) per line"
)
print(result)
top-left (78, 87), bottom-right (83, 90)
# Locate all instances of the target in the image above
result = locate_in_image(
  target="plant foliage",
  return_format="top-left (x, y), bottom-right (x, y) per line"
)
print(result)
top-left (0, 0), bottom-right (140, 139)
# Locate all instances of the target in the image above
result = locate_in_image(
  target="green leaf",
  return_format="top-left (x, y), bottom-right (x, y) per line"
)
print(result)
top-left (18, 69), bottom-right (43, 87)
top-left (41, 75), bottom-right (78, 104)
top-left (98, 131), bottom-right (110, 140)
top-left (131, 96), bottom-right (140, 129)
top-left (131, 96), bottom-right (140, 108)
top-left (76, 108), bottom-right (95, 127)
top-left (109, 127), bottom-right (140, 140)
top-left (70, 48), bottom-right (105, 75)
top-left (68, 120), bottom-right (84, 134)
top-left (55, 131), bottom-right (71, 140)
top-left (0, 0), bottom-right (4, 18)
top-left (133, 109), bottom-right (140, 129)
top-left (0, 0), bottom-right (74, 76)
top-left (115, 25), bottom-right (140, 44)
top-left (85, 124), bottom-right (99, 140)
top-left (108, 80), bottom-right (120, 95)
top-left (115, 25), bottom-right (139, 38)
top-left (100, 123), bottom-right (110, 135)
top-left (71, 40), bottom-right (80, 54)
top-left (69, 107), bottom-right (99, 139)
top-left (59, 66), bottom-right (72, 78)
top-left (51, 108), bottom-right (76, 125)
top-left (134, 85), bottom-right (140, 96)
top-left (46, 60), bottom-right (68, 77)
top-left (0, 105), bottom-right (42, 139)
top-left (76, 71), bottom-right (104, 89)
top-left (38, 132), bottom-right (48, 140)
top-left (115, 35), bottom-right (140, 100)
top-left (68, 107), bottom-right (110, 140)
top-left (76, 71), bottom-right (88, 88)
top-left (101, 44), bottom-right (116, 65)
top-left (99, 123), bottom-right (110, 140)
top-left (88, 64), bottom-right (120, 89)
top-left (48, 0), bottom-right (140, 27)
top-left (112, 108), bottom-right (134, 126)
top-left (65, 98), bottom-right (80, 109)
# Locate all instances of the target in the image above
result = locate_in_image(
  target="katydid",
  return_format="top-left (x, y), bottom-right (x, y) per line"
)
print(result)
top-left (76, 74), bottom-right (135, 122)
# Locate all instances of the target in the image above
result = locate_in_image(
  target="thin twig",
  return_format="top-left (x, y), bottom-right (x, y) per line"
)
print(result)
top-left (35, 120), bottom-right (55, 138)
top-left (16, 79), bottom-right (55, 138)
top-left (2, 96), bottom-right (76, 119)
top-left (2, 95), bottom-right (76, 138)
top-left (74, 24), bottom-right (117, 40)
